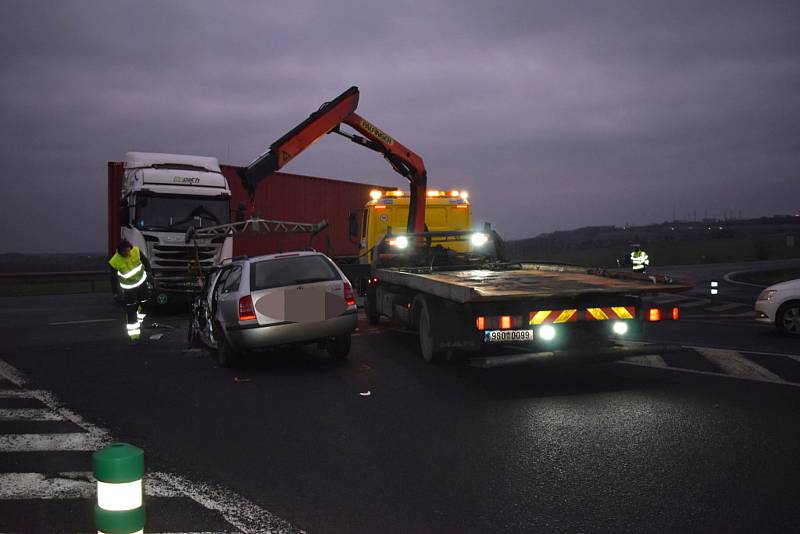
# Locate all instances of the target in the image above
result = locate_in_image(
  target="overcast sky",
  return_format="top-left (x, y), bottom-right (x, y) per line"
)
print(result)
top-left (1, 0), bottom-right (798, 253)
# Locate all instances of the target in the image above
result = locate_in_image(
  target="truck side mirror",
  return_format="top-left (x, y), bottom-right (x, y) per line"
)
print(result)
top-left (348, 212), bottom-right (359, 243)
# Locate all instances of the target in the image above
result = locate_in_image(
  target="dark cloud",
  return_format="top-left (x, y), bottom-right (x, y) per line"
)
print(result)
top-left (1, 0), bottom-right (798, 252)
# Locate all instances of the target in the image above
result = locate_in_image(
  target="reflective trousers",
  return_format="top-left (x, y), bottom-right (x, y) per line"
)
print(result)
top-left (121, 285), bottom-right (148, 340)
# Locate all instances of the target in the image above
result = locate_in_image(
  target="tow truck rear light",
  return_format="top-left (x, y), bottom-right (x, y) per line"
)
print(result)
top-left (450, 190), bottom-right (460, 197)
top-left (239, 295), bottom-right (257, 321)
top-left (648, 308), bottom-right (661, 322)
top-left (456, 204), bottom-right (469, 208)
top-left (343, 281), bottom-right (356, 307)
top-left (476, 316), bottom-right (486, 330)
top-left (672, 307), bottom-right (680, 320)
top-left (370, 190), bottom-right (382, 200)
top-left (500, 316), bottom-right (512, 330)
top-left (374, 205), bottom-right (386, 209)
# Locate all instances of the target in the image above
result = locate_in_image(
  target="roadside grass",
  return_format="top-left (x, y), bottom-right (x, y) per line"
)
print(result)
top-left (508, 235), bottom-right (800, 268)
top-left (733, 268), bottom-right (800, 287)
top-left (0, 280), bottom-right (111, 297)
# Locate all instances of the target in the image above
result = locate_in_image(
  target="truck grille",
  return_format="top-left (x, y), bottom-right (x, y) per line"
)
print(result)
top-left (147, 242), bottom-right (221, 293)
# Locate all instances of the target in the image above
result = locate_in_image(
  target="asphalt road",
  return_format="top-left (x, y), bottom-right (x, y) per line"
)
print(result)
top-left (1, 261), bottom-right (799, 533)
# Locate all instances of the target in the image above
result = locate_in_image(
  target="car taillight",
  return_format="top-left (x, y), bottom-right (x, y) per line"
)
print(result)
top-left (476, 316), bottom-right (485, 330)
top-left (239, 295), bottom-right (256, 321)
top-left (672, 307), bottom-right (680, 320)
top-left (500, 315), bottom-right (512, 330)
top-left (343, 281), bottom-right (356, 307)
top-left (648, 308), bottom-right (661, 322)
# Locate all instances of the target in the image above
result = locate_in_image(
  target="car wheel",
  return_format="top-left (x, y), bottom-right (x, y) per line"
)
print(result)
top-left (776, 301), bottom-right (800, 336)
top-left (327, 334), bottom-right (351, 360)
top-left (215, 329), bottom-right (240, 368)
top-left (419, 304), bottom-right (441, 364)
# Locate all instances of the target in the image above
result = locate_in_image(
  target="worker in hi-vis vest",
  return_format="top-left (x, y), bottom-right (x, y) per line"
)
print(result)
top-left (630, 244), bottom-right (650, 273)
top-left (108, 239), bottom-right (148, 342)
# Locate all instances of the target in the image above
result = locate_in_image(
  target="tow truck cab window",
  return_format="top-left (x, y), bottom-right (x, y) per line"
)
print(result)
top-left (251, 255), bottom-right (340, 290)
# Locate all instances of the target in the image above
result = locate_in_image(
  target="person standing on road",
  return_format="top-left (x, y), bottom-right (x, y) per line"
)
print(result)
top-left (108, 239), bottom-right (148, 342)
top-left (630, 244), bottom-right (650, 273)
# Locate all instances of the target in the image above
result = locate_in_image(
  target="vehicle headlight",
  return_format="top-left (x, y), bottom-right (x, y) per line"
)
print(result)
top-left (537, 324), bottom-right (556, 341)
top-left (612, 321), bottom-right (629, 335)
top-left (757, 290), bottom-right (777, 302)
top-left (471, 232), bottom-right (489, 247)
top-left (394, 235), bottom-right (409, 249)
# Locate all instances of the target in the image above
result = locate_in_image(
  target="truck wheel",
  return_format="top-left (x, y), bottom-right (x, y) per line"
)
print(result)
top-left (327, 334), bottom-right (351, 360)
top-left (776, 301), bottom-right (800, 336)
top-left (419, 305), bottom-right (442, 364)
top-left (366, 289), bottom-right (380, 325)
top-left (215, 330), bottom-right (240, 368)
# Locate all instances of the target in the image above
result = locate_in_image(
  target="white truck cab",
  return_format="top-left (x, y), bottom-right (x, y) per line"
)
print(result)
top-left (120, 152), bottom-right (233, 299)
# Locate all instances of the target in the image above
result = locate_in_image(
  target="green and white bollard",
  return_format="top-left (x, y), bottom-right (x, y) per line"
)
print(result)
top-left (93, 443), bottom-right (145, 534)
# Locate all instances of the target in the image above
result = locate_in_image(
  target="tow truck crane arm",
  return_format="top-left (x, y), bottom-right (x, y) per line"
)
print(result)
top-left (241, 86), bottom-right (428, 234)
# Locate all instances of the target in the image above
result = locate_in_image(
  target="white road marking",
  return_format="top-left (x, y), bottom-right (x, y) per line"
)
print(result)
top-left (624, 354), bottom-right (667, 368)
top-left (0, 390), bottom-right (38, 398)
top-left (616, 360), bottom-right (800, 388)
top-left (679, 298), bottom-right (712, 308)
top-left (651, 295), bottom-right (689, 304)
top-left (706, 303), bottom-right (746, 313)
top-left (723, 271), bottom-right (766, 287)
top-left (0, 472), bottom-right (182, 499)
top-left (0, 433), bottom-right (107, 452)
top-left (48, 318), bottom-right (117, 326)
top-left (0, 408), bottom-right (64, 421)
top-left (694, 347), bottom-right (786, 383)
top-left (152, 472), bottom-right (304, 534)
top-left (0, 359), bottom-right (301, 532)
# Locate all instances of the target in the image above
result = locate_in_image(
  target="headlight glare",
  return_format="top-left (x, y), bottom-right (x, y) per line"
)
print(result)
top-left (471, 232), bottom-right (489, 247)
top-left (394, 235), bottom-right (409, 249)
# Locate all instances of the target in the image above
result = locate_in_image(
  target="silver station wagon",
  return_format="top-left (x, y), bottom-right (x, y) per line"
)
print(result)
top-left (189, 251), bottom-right (358, 367)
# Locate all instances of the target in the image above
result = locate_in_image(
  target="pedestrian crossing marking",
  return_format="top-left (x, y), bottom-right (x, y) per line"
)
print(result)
top-left (0, 409), bottom-right (64, 421)
top-left (692, 347), bottom-right (786, 383)
top-left (0, 433), bottom-right (108, 452)
top-left (625, 354), bottom-right (667, 368)
top-left (0, 472), bottom-right (183, 499)
top-left (0, 358), bottom-right (303, 534)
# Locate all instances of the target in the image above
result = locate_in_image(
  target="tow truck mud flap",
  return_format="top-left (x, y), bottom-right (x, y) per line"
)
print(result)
top-left (468, 343), bottom-right (681, 369)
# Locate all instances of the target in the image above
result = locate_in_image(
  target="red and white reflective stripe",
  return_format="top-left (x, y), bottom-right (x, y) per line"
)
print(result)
top-left (117, 263), bottom-right (143, 279)
top-left (119, 270), bottom-right (147, 290)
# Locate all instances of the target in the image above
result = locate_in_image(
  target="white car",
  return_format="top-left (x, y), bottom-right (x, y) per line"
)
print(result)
top-left (755, 278), bottom-right (800, 336)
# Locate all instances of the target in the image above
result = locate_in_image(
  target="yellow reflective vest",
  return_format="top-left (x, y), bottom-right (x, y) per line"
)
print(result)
top-left (108, 246), bottom-right (147, 290)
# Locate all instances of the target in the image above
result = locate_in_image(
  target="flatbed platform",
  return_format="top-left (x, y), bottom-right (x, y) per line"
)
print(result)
top-left (375, 263), bottom-right (692, 303)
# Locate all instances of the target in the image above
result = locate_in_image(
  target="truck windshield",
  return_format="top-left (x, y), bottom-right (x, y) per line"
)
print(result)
top-left (135, 196), bottom-right (229, 231)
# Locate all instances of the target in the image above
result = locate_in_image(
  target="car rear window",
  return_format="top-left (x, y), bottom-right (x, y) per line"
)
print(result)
top-left (251, 255), bottom-right (340, 290)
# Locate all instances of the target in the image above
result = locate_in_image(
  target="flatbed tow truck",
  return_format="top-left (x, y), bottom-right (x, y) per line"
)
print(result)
top-left (240, 86), bottom-right (692, 366)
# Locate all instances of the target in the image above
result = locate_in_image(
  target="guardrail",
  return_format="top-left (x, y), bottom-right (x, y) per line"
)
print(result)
top-left (0, 271), bottom-right (111, 297)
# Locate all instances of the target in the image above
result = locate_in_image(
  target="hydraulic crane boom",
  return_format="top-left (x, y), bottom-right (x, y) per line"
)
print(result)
top-left (241, 86), bottom-right (428, 234)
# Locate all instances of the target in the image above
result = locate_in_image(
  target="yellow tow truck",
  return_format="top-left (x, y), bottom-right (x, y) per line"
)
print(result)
top-left (357, 188), bottom-right (473, 263)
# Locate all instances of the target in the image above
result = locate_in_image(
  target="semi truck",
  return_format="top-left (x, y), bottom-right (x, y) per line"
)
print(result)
top-left (237, 86), bottom-right (692, 366)
top-left (107, 152), bottom-right (233, 299)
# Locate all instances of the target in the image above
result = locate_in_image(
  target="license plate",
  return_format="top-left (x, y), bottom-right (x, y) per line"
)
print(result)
top-left (484, 329), bottom-right (534, 343)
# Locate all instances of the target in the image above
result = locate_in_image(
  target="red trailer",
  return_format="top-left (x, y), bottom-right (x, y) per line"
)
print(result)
top-left (221, 165), bottom-right (391, 261)
top-left (109, 160), bottom-right (390, 261)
